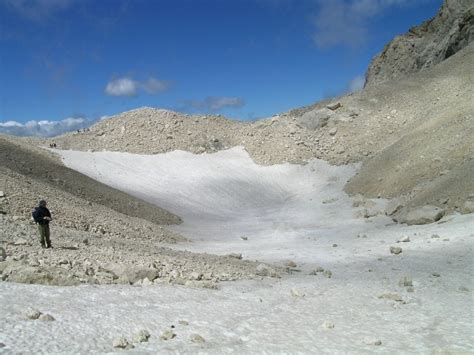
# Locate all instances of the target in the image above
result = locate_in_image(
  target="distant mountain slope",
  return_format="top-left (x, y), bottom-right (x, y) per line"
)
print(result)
top-left (29, 0), bottom-right (474, 218)
top-left (47, 46), bottom-right (474, 216)
top-left (345, 43), bottom-right (474, 212)
top-left (365, 0), bottom-right (473, 87)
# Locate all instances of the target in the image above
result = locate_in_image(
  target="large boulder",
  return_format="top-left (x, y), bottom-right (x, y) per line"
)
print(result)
top-left (463, 200), bottom-right (474, 213)
top-left (101, 263), bottom-right (159, 284)
top-left (296, 108), bottom-right (334, 130)
top-left (385, 197), bottom-right (408, 216)
top-left (396, 205), bottom-right (445, 225)
top-left (2, 262), bottom-right (79, 286)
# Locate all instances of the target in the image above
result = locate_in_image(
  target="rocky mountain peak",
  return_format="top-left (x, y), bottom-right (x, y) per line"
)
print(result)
top-left (365, 0), bottom-right (473, 87)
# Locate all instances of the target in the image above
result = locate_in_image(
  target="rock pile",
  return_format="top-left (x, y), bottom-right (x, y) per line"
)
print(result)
top-left (0, 214), bottom-right (282, 286)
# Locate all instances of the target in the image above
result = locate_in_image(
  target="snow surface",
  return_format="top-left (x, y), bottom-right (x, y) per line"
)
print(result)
top-left (1, 147), bottom-right (473, 353)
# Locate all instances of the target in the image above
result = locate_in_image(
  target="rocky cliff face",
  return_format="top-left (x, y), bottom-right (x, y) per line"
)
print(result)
top-left (365, 0), bottom-right (473, 87)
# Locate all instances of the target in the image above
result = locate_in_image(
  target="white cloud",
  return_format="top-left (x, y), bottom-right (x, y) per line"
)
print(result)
top-left (348, 75), bottom-right (366, 92)
top-left (0, 117), bottom-right (90, 137)
top-left (105, 78), bottom-right (138, 97)
top-left (179, 96), bottom-right (245, 113)
top-left (312, 0), bottom-right (431, 49)
top-left (1, 0), bottom-right (74, 22)
top-left (105, 77), bottom-right (170, 97)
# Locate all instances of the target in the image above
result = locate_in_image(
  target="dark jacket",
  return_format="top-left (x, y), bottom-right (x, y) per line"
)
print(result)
top-left (32, 206), bottom-right (51, 225)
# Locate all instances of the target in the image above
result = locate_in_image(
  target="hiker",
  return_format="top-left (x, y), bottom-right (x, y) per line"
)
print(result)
top-left (32, 200), bottom-right (53, 248)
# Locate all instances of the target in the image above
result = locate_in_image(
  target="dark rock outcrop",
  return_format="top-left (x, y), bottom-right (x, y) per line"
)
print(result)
top-left (366, 0), bottom-right (473, 86)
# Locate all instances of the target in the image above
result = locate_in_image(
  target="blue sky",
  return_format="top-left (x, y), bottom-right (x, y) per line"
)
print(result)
top-left (0, 0), bottom-right (442, 136)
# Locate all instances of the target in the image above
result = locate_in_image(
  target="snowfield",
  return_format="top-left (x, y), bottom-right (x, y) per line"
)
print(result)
top-left (1, 147), bottom-right (473, 353)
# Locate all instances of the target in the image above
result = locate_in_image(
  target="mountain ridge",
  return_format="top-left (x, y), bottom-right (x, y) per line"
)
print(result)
top-left (365, 0), bottom-right (473, 86)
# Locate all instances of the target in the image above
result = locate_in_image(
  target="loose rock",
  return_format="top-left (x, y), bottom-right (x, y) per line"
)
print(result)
top-left (364, 337), bottom-right (382, 346)
top-left (141, 277), bottom-right (153, 286)
top-left (385, 198), bottom-right (405, 216)
top-left (133, 329), bottom-right (151, 343)
top-left (189, 271), bottom-right (202, 281)
top-left (38, 314), bottom-right (55, 322)
top-left (160, 329), bottom-right (176, 341)
top-left (323, 270), bottom-right (332, 278)
top-left (399, 276), bottom-right (413, 287)
top-left (463, 200), bottom-right (474, 213)
top-left (321, 321), bottom-right (335, 329)
top-left (390, 246), bottom-right (403, 255)
top-left (113, 337), bottom-right (130, 349)
top-left (13, 238), bottom-right (28, 246)
top-left (190, 333), bottom-right (206, 344)
top-left (327, 102), bottom-right (342, 110)
top-left (297, 108), bottom-right (333, 130)
top-left (398, 205), bottom-right (445, 225)
top-left (256, 264), bottom-right (279, 278)
top-left (227, 253), bottom-right (243, 260)
top-left (25, 308), bottom-right (42, 320)
top-left (28, 257), bottom-right (40, 267)
top-left (398, 235), bottom-right (410, 243)
top-left (291, 288), bottom-right (305, 297)
top-left (378, 293), bottom-right (404, 302)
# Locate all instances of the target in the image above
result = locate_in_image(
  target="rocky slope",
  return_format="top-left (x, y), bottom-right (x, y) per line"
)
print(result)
top-left (0, 214), bottom-right (276, 287)
top-left (344, 43), bottom-right (474, 214)
top-left (1, 0), bottom-right (473, 288)
top-left (49, 43), bottom-right (474, 216)
top-left (0, 135), bottom-right (181, 231)
top-left (365, 0), bottom-right (473, 86)
top-left (1, 136), bottom-right (282, 286)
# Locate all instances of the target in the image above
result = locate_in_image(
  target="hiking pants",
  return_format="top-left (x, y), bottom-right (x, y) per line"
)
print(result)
top-left (38, 224), bottom-right (51, 248)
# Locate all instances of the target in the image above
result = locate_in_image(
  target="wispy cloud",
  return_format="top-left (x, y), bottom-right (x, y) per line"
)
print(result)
top-left (140, 78), bottom-right (170, 94)
top-left (0, 117), bottom-right (91, 137)
top-left (178, 96), bottom-right (245, 113)
top-left (312, 0), bottom-right (431, 49)
top-left (1, 0), bottom-right (75, 22)
top-left (105, 77), bottom-right (170, 97)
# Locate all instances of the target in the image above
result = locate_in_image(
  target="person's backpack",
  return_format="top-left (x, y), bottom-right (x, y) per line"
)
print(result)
top-left (32, 207), bottom-right (41, 223)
